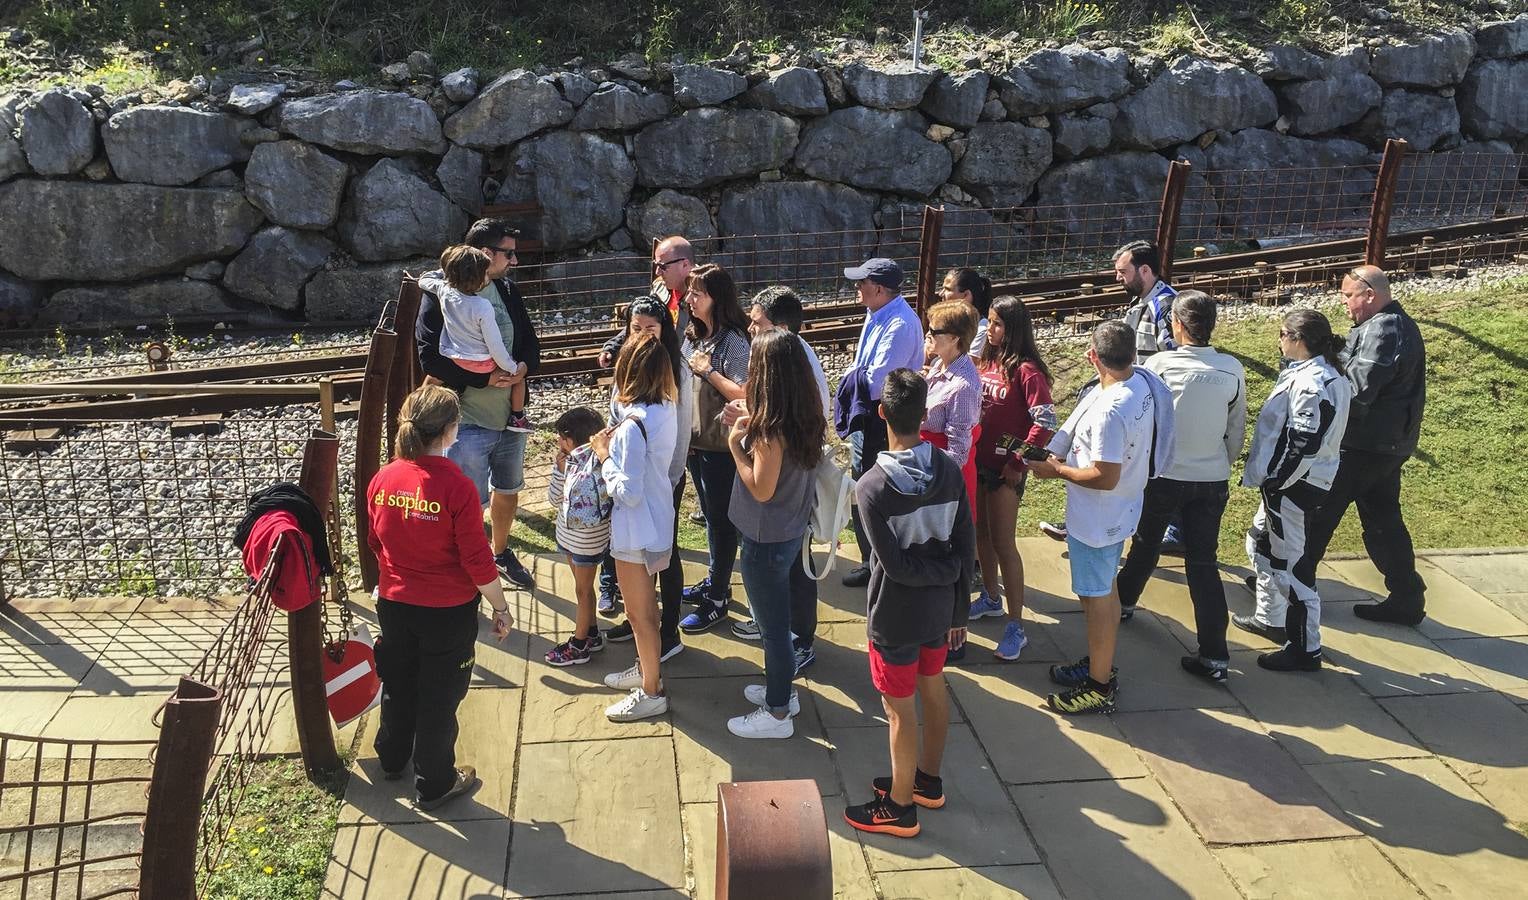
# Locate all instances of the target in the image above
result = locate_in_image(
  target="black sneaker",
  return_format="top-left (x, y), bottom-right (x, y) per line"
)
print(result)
top-left (945, 642), bottom-right (967, 664)
top-left (1257, 647), bottom-right (1323, 672)
top-left (414, 766), bottom-right (478, 811)
top-left (1354, 597), bottom-right (1425, 626)
top-left (1120, 602), bottom-right (1137, 622)
top-left (681, 577), bottom-right (712, 605)
top-left (1049, 656), bottom-right (1117, 688)
top-left (495, 550), bottom-right (536, 589)
top-left (1047, 678), bottom-right (1118, 715)
top-left (585, 625), bottom-right (604, 653)
top-left (1232, 613), bottom-right (1287, 644)
top-left (660, 634), bottom-right (684, 662)
top-left (872, 768), bottom-right (945, 809)
top-left (382, 764), bottom-right (407, 782)
top-left (844, 795), bottom-right (919, 838)
top-left (605, 620), bottom-right (635, 642)
top-left (1180, 655), bottom-right (1228, 683)
top-left (841, 565), bottom-right (870, 588)
top-left (679, 602), bottom-right (728, 634)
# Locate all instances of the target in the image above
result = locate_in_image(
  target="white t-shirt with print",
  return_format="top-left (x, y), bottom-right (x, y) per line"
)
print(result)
top-left (1047, 370), bottom-right (1156, 549)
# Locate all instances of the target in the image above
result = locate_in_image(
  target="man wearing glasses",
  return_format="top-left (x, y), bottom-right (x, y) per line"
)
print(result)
top-left (1296, 265), bottom-right (1428, 625)
top-left (597, 235), bottom-right (695, 367)
top-left (416, 217), bottom-right (542, 589)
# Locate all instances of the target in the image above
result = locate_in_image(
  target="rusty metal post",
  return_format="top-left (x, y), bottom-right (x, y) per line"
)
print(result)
top-left (138, 677), bottom-right (221, 900)
top-left (354, 308), bottom-right (399, 591)
top-left (1154, 159), bottom-right (1193, 282)
top-left (1366, 138), bottom-right (1410, 269)
top-left (914, 205), bottom-right (944, 320)
top-left (318, 377), bottom-right (345, 601)
top-left (292, 431), bottom-right (341, 774)
top-left (715, 780), bottom-right (831, 900)
top-left (385, 278), bottom-right (425, 453)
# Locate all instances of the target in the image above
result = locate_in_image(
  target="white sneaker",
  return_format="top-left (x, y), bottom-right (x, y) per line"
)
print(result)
top-left (604, 663), bottom-right (642, 691)
top-left (742, 684), bottom-right (801, 717)
top-left (727, 706), bottom-right (794, 739)
top-left (605, 687), bottom-right (669, 721)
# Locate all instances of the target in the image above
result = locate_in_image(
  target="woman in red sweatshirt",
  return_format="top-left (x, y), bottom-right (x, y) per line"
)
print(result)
top-left (366, 384), bottom-right (514, 812)
top-left (966, 297), bottom-right (1057, 661)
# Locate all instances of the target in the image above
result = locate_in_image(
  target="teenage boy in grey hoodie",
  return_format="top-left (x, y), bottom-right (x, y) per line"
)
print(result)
top-left (843, 368), bottom-right (976, 840)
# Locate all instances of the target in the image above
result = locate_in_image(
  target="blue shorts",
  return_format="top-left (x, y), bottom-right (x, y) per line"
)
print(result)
top-left (447, 424), bottom-right (528, 505)
top-left (1066, 535), bottom-right (1126, 598)
top-left (557, 544), bottom-right (605, 567)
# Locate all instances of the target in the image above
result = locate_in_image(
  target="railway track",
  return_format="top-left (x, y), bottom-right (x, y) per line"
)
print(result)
top-left (2, 215), bottom-right (1524, 427)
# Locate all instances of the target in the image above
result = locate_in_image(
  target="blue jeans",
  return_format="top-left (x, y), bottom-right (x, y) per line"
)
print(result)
top-left (740, 534), bottom-right (803, 711)
top-left (447, 424), bottom-right (528, 505)
top-left (688, 449), bottom-right (739, 604)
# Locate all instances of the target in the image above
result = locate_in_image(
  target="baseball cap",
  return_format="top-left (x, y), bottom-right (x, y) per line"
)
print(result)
top-left (843, 257), bottom-right (903, 290)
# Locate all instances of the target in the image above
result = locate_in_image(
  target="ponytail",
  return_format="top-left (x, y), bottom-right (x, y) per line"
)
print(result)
top-left (950, 267), bottom-right (993, 317)
top-left (1282, 309), bottom-right (1346, 376)
top-left (394, 384), bottom-right (461, 460)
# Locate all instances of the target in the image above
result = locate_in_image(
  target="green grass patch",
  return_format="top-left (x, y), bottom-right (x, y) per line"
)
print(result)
top-left (201, 757), bottom-right (348, 900)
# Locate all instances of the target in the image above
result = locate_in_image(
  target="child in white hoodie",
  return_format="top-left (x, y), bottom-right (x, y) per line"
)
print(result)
top-left (428, 245), bottom-right (533, 433)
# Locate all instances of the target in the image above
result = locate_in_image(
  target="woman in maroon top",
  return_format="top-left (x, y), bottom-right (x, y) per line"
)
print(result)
top-left (966, 297), bottom-right (1057, 661)
top-left (366, 384), bottom-right (514, 811)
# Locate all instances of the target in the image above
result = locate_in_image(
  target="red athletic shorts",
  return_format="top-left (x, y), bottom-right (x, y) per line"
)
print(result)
top-left (869, 639), bottom-right (948, 699)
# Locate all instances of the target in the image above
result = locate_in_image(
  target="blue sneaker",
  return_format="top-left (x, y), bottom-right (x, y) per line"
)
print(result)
top-left (792, 645), bottom-right (816, 677)
top-left (680, 601), bottom-right (728, 634)
top-left (682, 577), bottom-right (712, 605)
top-left (597, 587), bottom-right (621, 617)
top-left (968, 591), bottom-right (1004, 620)
top-left (1049, 655), bottom-right (1118, 688)
top-left (994, 621), bottom-right (1029, 661)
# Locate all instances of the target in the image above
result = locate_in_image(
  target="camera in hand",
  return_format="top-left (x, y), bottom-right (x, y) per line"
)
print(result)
top-left (1019, 442), bottom-right (1050, 462)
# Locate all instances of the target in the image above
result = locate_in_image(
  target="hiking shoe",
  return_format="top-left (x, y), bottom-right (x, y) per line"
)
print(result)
top-left (1232, 613), bottom-right (1287, 644)
top-left (689, 509), bottom-right (706, 524)
top-left (1120, 602), bottom-right (1138, 622)
top-left (968, 591), bottom-right (1004, 620)
top-left (682, 577), bottom-right (713, 605)
top-left (727, 706), bottom-right (794, 739)
top-left (605, 620), bottom-right (634, 642)
top-left (841, 565), bottom-right (870, 588)
top-left (844, 796), bottom-right (919, 838)
top-left (660, 635), bottom-right (684, 662)
top-left (605, 688), bottom-right (668, 721)
top-left (604, 663), bottom-right (644, 691)
top-left (1049, 656), bottom-right (1115, 688)
top-left (1180, 655), bottom-right (1228, 684)
top-left (732, 618), bottom-right (762, 640)
top-left (1048, 679), bottom-right (1118, 715)
top-left (793, 645), bottom-right (817, 677)
top-left (679, 602), bottom-right (728, 634)
top-left (382, 766), bottom-right (407, 782)
top-left (545, 638), bottom-right (593, 667)
top-left (494, 550), bottom-right (535, 589)
top-left (1257, 647), bottom-right (1323, 672)
top-left (1354, 597), bottom-right (1425, 626)
top-left (1039, 520), bottom-right (1067, 541)
top-left (994, 621), bottom-right (1029, 661)
top-left (414, 766), bottom-right (478, 811)
top-left (597, 588), bottom-right (621, 617)
top-left (506, 412), bottom-right (535, 434)
top-left (743, 684), bottom-right (801, 717)
top-left (872, 769), bottom-right (946, 809)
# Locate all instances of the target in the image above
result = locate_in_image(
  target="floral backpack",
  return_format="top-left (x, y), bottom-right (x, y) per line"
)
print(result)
top-left (562, 415), bottom-right (646, 530)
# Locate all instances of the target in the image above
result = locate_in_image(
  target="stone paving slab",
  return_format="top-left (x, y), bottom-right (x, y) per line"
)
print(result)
top-left (1304, 756), bottom-right (1528, 898)
top-left (1213, 838), bottom-right (1422, 899)
top-left (0, 691), bottom-right (70, 736)
top-left (1112, 707), bottom-right (1358, 845)
top-left (324, 819), bottom-right (508, 899)
top-left (955, 611), bottom-right (1069, 665)
top-left (507, 737), bottom-right (684, 898)
top-left (878, 864), bottom-right (1064, 899)
top-left (1048, 611), bottom-right (1242, 713)
top-left (1319, 618), bottom-right (1491, 698)
top-left (1437, 634), bottom-right (1528, 701)
top-left (1378, 691), bottom-right (1528, 821)
top-left (1423, 553), bottom-right (1528, 599)
top-left (40, 694), bottom-right (165, 752)
top-left (1490, 592), bottom-right (1528, 626)
top-left (521, 660), bottom-right (670, 744)
top-left (682, 800), bottom-right (877, 900)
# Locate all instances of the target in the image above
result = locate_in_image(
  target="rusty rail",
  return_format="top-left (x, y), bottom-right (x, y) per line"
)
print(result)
top-left (1366, 138), bottom-right (1409, 268)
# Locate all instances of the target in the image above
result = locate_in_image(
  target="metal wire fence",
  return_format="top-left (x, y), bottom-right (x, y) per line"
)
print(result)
top-left (941, 200), bottom-right (1162, 280)
top-left (1181, 164), bottom-right (1380, 250)
top-left (1392, 151), bottom-right (1528, 231)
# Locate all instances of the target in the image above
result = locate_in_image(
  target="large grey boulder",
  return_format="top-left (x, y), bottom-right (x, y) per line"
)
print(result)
top-left (952, 122), bottom-right (1052, 207)
top-left (20, 90), bottom-right (97, 175)
top-left (0, 181), bottom-right (263, 281)
top-left (553, 71), bottom-right (598, 106)
top-left (1370, 29), bottom-right (1476, 88)
top-left (338, 159), bottom-right (469, 262)
top-left (1277, 59), bottom-right (1381, 136)
top-left (1204, 130), bottom-right (1375, 240)
top-left (998, 45), bottom-right (1130, 116)
top-left (305, 257), bottom-right (434, 322)
top-left (1377, 90), bottom-right (1459, 151)
top-left (673, 65), bottom-right (747, 108)
top-left (794, 107), bottom-right (950, 197)
top-left (1255, 45), bottom-right (1326, 81)
top-left (919, 70), bottom-right (990, 129)
top-left (42, 279), bottom-right (244, 327)
top-left (634, 108), bottom-right (798, 189)
top-left (1476, 16), bottom-right (1528, 59)
top-left (436, 144), bottom-right (485, 214)
top-left (444, 70), bottom-right (574, 149)
top-left (716, 181), bottom-right (877, 286)
top-left (0, 271), bottom-right (40, 327)
top-left (0, 95), bottom-right (28, 183)
top-left (1458, 59), bottom-right (1528, 140)
top-left (1113, 57), bottom-right (1277, 149)
top-left (628, 189), bottom-right (716, 247)
top-left (277, 90), bottom-right (445, 155)
top-left (1036, 151), bottom-right (1218, 244)
top-left (102, 105), bottom-right (251, 185)
top-left (571, 83), bottom-right (670, 130)
top-left (842, 62), bottom-right (939, 110)
top-left (222, 226), bottom-right (334, 310)
top-left (244, 140), bottom-right (349, 230)
top-left (744, 67), bottom-right (828, 116)
top-left (440, 68), bottom-right (480, 103)
top-left (1053, 111), bottom-right (1113, 160)
top-left (224, 83), bottom-right (286, 115)
top-left (495, 131), bottom-right (635, 251)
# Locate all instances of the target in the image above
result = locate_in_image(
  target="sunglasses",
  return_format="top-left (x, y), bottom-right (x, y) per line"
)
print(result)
top-left (1347, 269), bottom-right (1374, 290)
top-left (927, 329), bottom-right (954, 337)
top-left (653, 257), bottom-right (690, 272)
top-left (486, 245), bottom-right (518, 258)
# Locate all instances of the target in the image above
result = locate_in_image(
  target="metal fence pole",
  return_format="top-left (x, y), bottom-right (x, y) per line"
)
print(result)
top-left (385, 278), bottom-right (425, 453)
top-left (354, 308), bottom-right (400, 592)
top-left (318, 377), bottom-right (345, 602)
top-left (293, 431), bottom-right (341, 774)
top-left (1366, 138), bottom-right (1409, 269)
top-left (138, 677), bottom-right (222, 900)
top-left (915, 205), bottom-right (944, 319)
top-left (715, 780), bottom-right (831, 900)
top-left (1155, 159), bottom-right (1193, 282)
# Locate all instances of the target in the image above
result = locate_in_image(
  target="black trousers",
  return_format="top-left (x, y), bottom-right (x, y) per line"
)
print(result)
top-left (848, 422), bottom-right (889, 564)
top-left (657, 477), bottom-right (685, 644)
top-left (373, 597), bottom-right (477, 801)
top-left (688, 449), bottom-right (740, 603)
top-left (790, 543), bottom-right (819, 651)
top-left (1297, 448), bottom-right (1426, 608)
top-left (1117, 478), bottom-right (1232, 661)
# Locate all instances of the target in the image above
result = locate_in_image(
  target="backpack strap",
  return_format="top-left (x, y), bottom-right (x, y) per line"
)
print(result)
top-left (617, 413), bottom-right (648, 442)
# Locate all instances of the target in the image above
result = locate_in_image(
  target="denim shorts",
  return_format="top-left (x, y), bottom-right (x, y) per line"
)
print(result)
top-left (1066, 535), bottom-right (1126, 598)
top-left (557, 544), bottom-right (604, 567)
top-left (447, 424), bottom-right (528, 505)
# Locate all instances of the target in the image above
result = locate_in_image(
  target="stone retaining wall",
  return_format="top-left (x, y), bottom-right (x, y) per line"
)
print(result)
top-left (1, 18), bottom-right (1525, 328)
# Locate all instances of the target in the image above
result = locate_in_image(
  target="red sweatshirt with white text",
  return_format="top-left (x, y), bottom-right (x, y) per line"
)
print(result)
top-left (366, 454), bottom-right (498, 606)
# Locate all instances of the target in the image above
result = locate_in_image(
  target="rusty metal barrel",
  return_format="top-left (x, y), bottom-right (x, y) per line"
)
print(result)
top-left (715, 780), bottom-right (831, 900)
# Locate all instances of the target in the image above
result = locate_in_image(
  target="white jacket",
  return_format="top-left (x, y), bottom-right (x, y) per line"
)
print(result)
top-left (1145, 345), bottom-right (1247, 483)
top-left (602, 399), bottom-right (678, 554)
top-left (1244, 356), bottom-right (1352, 492)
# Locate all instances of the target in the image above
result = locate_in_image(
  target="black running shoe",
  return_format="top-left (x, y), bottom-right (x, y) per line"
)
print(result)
top-left (844, 795), bottom-right (919, 838)
top-left (841, 565), bottom-right (870, 588)
top-left (872, 768), bottom-right (946, 809)
top-left (1180, 655), bottom-right (1228, 683)
top-left (605, 620), bottom-right (635, 642)
top-left (495, 550), bottom-right (535, 589)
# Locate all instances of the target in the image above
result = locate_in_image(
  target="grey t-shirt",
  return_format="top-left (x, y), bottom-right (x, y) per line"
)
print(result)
top-left (729, 447), bottom-right (814, 544)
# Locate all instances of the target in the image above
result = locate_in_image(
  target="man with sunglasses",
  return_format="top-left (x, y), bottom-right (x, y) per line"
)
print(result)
top-left (597, 235), bottom-right (695, 368)
top-left (416, 217), bottom-right (542, 589)
top-left (1295, 265), bottom-right (1428, 625)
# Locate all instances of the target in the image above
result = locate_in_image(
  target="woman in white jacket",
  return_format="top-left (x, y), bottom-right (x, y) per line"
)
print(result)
top-left (590, 331), bottom-right (678, 721)
top-left (1238, 309), bottom-right (1352, 673)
